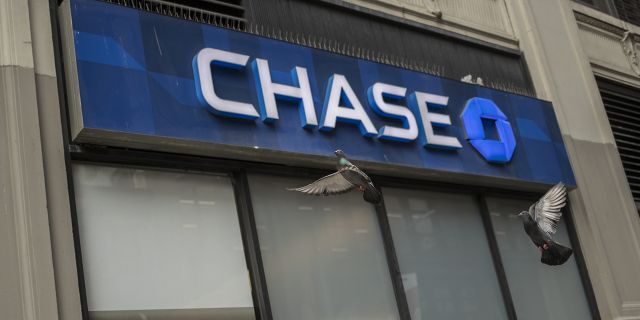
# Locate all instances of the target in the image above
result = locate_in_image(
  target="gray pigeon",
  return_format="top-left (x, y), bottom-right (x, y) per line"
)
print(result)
top-left (287, 150), bottom-right (382, 204)
top-left (516, 182), bottom-right (573, 266)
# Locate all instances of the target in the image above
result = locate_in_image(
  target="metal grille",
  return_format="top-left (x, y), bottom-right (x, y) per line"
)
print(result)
top-left (243, 0), bottom-right (535, 96)
top-left (101, 0), bottom-right (246, 30)
top-left (599, 80), bottom-right (640, 209)
top-left (614, 0), bottom-right (640, 26)
top-left (94, 0), bottom-right (535, 96)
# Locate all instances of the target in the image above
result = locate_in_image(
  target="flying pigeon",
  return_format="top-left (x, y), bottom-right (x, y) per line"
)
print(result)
top-left (287, 150), bottom-right (382, 204)
top-left (516, 182), bottom-right (573, 266)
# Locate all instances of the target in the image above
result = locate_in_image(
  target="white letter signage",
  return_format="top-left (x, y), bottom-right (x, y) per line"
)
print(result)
top-left (252, 58), bottom-right (318, 128)
top-left (367, 82), bottom-right (418, 142)
top-left (193, 48), bottom-right (259, 120)
top-left (411, 92), bottom-right (463, 149)
top-left (319, 74), bottom-right (378, 137)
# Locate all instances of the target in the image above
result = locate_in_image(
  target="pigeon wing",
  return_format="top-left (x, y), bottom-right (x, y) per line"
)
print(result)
top-left (288, 171), bottom-right (356, 196)
top-left (534, 183), bottom-right (567, 235)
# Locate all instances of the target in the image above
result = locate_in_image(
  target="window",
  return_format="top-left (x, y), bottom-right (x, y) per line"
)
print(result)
top-left (69, 158), bottom-right (597, 319)
top-left (383, 188), bottom-right (508, 320)
top-left (248, 174), bottom-right (400, 320)
top-left (73, 164), bottom-right (254, 319)
top-left (574, 0), bottom-right (618, 17)
top-left (613, 0), bottom-right (640, 26)
top-left (574, 0), bottom-right (640, 27)
top-left (486, 197), bottom-right (591, 320)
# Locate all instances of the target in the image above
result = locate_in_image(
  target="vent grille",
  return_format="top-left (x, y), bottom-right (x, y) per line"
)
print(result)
top-left (600, 81), bottom-right (640, 209)
top-left (102, 0), bottom-right (246, 29)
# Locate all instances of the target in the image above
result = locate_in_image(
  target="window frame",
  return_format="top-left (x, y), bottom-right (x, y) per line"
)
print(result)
top-left (70, 163), bottom-right (256, 315)
top-left (69, 150), bottom-right (272, 320)
top-left (66, 146), bottom-right (600, 320)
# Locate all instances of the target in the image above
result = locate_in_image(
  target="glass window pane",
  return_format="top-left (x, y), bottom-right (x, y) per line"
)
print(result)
top-left (383, 188), bottom-right (508, 320)
top-left (487, 197), bottom-right (591, 320)
top-left (73, 164), bottom-right (254, 319)
top-left (248, 174), bottom-right (400, 320)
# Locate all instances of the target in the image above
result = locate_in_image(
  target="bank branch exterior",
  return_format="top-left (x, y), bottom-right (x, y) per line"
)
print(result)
top-left (4, 0), bottom-right (640, 319)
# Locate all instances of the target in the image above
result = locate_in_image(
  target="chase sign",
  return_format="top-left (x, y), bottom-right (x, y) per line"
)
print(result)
top-left (193, 47), bottom-right (516, 162)
top-left (63, 0), bottom-right (575, 185)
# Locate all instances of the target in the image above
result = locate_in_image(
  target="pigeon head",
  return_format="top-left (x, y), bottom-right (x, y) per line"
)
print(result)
top-left (334, 149), bottom-right (345, 157)
top-left (516, 211), bottom-right (529, 219)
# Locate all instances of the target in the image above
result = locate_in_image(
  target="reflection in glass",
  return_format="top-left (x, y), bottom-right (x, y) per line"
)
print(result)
top-left (383, 188), bottom-right (508, 320)
top-left (487, 197), bottom-right (591, 320)
top-left (73, 164), bottom-right (254, 319)
top-left (249, 174), bottom-right (400, 320)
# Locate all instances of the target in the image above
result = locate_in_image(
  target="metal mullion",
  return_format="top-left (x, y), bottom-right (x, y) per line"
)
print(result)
top-left (373, 195), bottom-right (412, 320)
top-left (48, 0), bottom-right (91, 317)
top-left (376, 175), bottom-right (542, 200)
top-left (477, 194), bottom-right (518, 320)
top-left (232, 170), bottom-right (273, 320)
top-left (563, 202), bottom-right (602, 320)
top-left (377, 177), bottom-right (482, 195)
top-left (69, 144), bottom-right (241, 173)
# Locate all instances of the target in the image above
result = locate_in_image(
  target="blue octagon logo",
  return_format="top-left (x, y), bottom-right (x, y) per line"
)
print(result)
top-left (461, 98), bottom-right (516, 164)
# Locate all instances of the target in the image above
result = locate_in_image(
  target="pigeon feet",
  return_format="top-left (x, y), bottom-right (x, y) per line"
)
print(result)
top-left (358, 186), bottom-right (365, 192)
top-left (537, 243), bottom-right (550, 253)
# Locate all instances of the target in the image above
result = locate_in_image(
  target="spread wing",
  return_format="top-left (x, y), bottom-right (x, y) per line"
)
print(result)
top-left (534, 183), bottom-right (567, 235)
top-left (287, 171), bottom-right (355, 196)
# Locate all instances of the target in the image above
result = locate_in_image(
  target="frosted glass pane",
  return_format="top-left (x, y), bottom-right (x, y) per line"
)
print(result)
top-left (383, 188), bottom-right (508, 320)
top-left (487, 197), bottom-right (591, 320)
top-left (73, 164), bottom-right (254, 316)
top-left (249, 174), bottom-right (400, 320)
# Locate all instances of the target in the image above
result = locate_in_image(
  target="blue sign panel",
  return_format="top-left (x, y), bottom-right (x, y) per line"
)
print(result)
top-left (68, 0), bottom-right (575, 185)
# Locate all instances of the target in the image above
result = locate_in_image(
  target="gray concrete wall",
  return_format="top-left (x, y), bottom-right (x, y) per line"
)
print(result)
top-left (0, 0), bottom-right (80, 319)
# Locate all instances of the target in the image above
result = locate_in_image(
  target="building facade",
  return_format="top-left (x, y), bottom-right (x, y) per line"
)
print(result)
top-left (1, 0), bottom-right (640, 319)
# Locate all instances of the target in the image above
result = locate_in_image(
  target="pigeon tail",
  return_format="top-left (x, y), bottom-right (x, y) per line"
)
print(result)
top-left (541, 241), bottom-right (573, 266)
top-left (363, 182), bottom-right (382, 204)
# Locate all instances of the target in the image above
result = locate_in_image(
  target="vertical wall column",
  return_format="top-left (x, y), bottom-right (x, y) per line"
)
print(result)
top-left (0, 0), bottom-right (58, 318)
top-left (0, 0), bottom-right (80, 319)
top-left (505, 0), bottom-right (640, 319)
